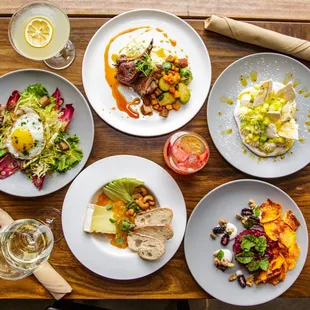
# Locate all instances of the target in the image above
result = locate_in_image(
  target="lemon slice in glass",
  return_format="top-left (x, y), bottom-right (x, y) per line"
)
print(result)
top-left (24, 16), bottom-right (53, 48)
top-left (179, 135), bottom-right (206, 155)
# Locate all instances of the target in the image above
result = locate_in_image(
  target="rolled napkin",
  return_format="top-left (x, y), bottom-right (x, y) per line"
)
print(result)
top-left (205, 15), bottom-right (310, 61)
top-left (0, 208), bottom-right (72, 300)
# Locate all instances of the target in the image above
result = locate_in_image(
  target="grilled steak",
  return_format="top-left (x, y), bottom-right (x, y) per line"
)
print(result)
top-left (134, 65), bottom-right (162, 96)
top-left (116, 61), bottom-right (139, 86)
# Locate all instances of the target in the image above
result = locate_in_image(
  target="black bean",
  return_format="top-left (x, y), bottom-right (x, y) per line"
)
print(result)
top-left (221, 233), bottom-right (230, 246)
top-left (212, 226), bottom-right (226, 234)
top-left (241, 208), bottom-right (253, 216)
top-left (237, 275), bottom-right (246, 288)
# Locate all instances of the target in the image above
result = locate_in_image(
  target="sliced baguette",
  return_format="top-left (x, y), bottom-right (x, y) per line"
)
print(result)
top-left (135, 208), bottom-right (173, 226)
top-left (127, 233), bottom-right (166, 260)
top-left (134, 224), bottom-right (174, 241)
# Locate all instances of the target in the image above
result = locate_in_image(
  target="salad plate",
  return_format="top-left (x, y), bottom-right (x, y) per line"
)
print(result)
top-left (207, 53), bottom-right (310, 178)
top-left (184, 179), bottom-right (308, 306)
top-left (0, 69), bottom-right (94, 197)
top-left (82, 9), bottom-right (211, 136)
top-left (62, 155), bottom-right (187, 280)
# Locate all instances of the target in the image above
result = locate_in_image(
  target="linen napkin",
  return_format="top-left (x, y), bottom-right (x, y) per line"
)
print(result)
top-left (204, 15), bottom-right (310, 61)
top-left (0, 208), bottom-right (72, 300)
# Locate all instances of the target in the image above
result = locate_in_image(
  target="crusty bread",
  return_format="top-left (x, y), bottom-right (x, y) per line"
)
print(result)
top-left (127, 233), bottom-right (166, 260)
top-left (134, 224), bottom-right (174, 241)
top-left (135, 208), bottom-right (173, 226)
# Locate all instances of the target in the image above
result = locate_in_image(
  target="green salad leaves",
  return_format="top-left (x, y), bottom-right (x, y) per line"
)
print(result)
top-left (235, 234), bottom-right (269, 272)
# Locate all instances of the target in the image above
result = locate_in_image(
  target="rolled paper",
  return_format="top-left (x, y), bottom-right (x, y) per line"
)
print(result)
top-left (205, 15), bottom-right (310, 61)
top-left (0, 208), bottom-right (72, 300)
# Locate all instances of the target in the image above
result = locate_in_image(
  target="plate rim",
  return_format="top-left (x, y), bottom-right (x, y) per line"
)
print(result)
top-left (62, 154), bottom-right (187, 280)
top-left (184, 178), bottom-right (309, 306)
top-left (0, 68), bottom-right (95, 197)
top-left (82, 8), bottom-right (212, 137)
top-left (207, 52), bottom-right (310, 178)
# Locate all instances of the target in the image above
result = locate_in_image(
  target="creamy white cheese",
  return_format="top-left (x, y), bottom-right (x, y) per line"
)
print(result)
top-left (226, 222), bottom-right (238, 240)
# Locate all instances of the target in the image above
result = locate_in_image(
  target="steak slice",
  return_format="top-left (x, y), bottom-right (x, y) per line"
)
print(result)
top-left (133, 65), bottom-right (161, 96)
top-left (116, 61), bottom-right (139, 86)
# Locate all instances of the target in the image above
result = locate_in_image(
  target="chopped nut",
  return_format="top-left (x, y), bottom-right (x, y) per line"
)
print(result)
top-left (210, 232), bottom-right (216, 239)
top-left (59, 141), bottom-right (69, 151)
top-left (246, 275), bottom-right (254, 287)
top-left (39, 96), bottom-right (51, 107)
top-left (249, 199), bottom-right (256, 209)
top-left (236, 213), bottom-right (244, 220)
top-left (218, 219), bottom-right (228, 226)
top-left (228, 274), bottom-right (237, 282)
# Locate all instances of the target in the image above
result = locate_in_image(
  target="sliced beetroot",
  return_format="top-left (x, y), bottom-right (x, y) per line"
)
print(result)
top-left (52, 88), bottom-right (64, 110)
top-left (6, 90), bottom-right (20, 111)
top-left (59, 104), bottom-right (74, 131)
top-left (32, 175), bottom-right (45, 190)
top-left (0, 155), bottom-right (19, 179)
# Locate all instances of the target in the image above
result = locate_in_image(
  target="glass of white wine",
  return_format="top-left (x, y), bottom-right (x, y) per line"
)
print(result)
top-left (8, 1), bottom-right (75, 70)
top-left (0, 219), bottom-right (54, 280)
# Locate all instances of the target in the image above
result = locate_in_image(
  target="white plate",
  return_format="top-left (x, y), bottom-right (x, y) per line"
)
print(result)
top-left (62, 155), bottom-right (187, 280)
top-left (0, 69), bottom-right (94, 197)
top-left (185, 179), bottom-right (308, 306)
top-left (207, 53), bottom-right (310, 178)
top-left (82, 9), bottom-right (211, 137)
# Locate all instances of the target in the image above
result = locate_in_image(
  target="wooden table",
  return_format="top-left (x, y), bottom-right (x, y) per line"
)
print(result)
top-left (0, 0), bottom-right (310, 300)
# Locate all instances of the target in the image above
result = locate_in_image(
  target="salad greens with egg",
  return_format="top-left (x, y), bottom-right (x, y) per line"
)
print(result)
top-left (0, 83), bottom-right (83, 190)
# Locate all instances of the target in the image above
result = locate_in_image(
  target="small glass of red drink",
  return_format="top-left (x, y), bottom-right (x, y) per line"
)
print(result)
top-left (163, 131), bottom-right (209, 175)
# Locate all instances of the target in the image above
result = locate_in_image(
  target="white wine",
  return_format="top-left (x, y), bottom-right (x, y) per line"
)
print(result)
top-left (0, 219), bottom-right (53, 271)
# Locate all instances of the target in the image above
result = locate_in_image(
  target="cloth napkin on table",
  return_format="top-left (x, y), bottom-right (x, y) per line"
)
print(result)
top-left (0, 208), bottom-right (72, 300)
top-left (204, 15), bottom-right (310, 61)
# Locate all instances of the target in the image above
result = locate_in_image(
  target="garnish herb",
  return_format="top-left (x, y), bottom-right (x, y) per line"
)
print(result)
top-left (109, 218), bottom-right (117, 223)
top-left (253, 206), bottom-right (260, 217)
top-left (106, 205), bottom-right (113, 210)
top-left (235, 251), bottom-right (254, 264)
top-left (217, 249), bottom-right (224, 261)
top-left (135, 53), bottom-right (153, 76)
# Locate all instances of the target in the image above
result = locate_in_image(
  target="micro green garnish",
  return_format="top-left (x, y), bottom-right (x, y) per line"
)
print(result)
top-left (106, 205), bottom-right (113, 210)
top-left (217, 249), bottom-right (224, 261)
top-left (116, 238), bottom-right (124, 244)
top-left (235, 234), bottom-right (269, 272)
top-left (253, 206), bottom-right (260, 217)
top-left (118, 218), bottom-right (135, 232)
top-left (109, 218), bottom-right (117, 223)
top-left (135, 53), bottom-right (153, 76)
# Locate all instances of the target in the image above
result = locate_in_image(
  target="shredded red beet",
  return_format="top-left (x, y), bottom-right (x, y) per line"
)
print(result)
top-left (233, 229), bottom-right (277, 259)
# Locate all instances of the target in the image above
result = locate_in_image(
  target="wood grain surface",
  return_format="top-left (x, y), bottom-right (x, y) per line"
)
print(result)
top-left (1, 0), bottom-right (310, 21)
top-left (0, 17), bottom-right (310, 299)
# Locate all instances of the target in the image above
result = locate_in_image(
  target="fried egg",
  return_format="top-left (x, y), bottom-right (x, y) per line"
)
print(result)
top-left (6, 108), bottom-right (45, 159)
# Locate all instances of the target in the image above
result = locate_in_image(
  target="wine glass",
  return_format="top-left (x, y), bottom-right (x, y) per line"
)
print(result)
top-left (0, 219), bottom-right (54, 280)
top-left (8, 1), bottom-right (75, 70)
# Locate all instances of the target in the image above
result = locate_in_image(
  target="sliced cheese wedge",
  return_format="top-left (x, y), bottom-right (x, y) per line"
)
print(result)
top-left (84, 203), bottom-right (117, 234)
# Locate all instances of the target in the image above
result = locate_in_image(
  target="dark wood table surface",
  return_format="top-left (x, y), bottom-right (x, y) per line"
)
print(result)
top-left (0, 2), bottom-right (310, 300)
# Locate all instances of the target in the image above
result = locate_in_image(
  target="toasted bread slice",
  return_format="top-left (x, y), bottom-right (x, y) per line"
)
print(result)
top-left (135, 208), bottom-right (173, 226)
top-left (127, 233), bottom-right (166, 260)
top-left (134, 224), bottom-right (174, 241)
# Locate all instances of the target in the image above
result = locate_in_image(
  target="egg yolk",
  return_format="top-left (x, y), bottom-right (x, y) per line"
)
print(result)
top-left (11, 128), bottom-right (34, 153)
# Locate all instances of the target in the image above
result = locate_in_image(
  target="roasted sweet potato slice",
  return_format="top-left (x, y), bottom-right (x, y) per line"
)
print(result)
top-left (283, 210), bottom-right (300, 231)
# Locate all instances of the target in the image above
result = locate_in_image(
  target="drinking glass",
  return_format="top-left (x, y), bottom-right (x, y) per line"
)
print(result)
top-left (163, 131), bottom-right (210, 174)
top-left (0, 219), bottom-right (54, 280)
top-left (8, 1), bottom-right (75, 70)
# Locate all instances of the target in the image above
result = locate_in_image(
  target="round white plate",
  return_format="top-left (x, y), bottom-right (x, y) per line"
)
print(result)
top-left (62, 155), bottom-right (187, 280)
top-left (0, 69), bottom-right (94, 197)
top-left (82, 9), bottom-right (211, 137)
top-left (185, 179), bottom-right (308, 306)
top-left (207, 53), bottom-right (310, 178)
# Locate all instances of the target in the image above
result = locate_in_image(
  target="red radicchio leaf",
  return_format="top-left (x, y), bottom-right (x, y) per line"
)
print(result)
top-left (52, 88), bottom-right (64, 110)
top-left (32, 175), bottom-right (45, 190)
top-left (6, 90), bottom-right (20, 111)
top-left (60, 104), bottom-right (74, 131)
top-left (0, 154), bottom-right (20, 179)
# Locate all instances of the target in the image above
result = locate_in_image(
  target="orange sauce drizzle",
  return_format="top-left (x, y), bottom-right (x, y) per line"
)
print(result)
top-left (96, 193), bottom-right (136, 249)
top-left (104, 26), bottom-right (150, 119)
top-left (170, 39), bottom-right (177, 47)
